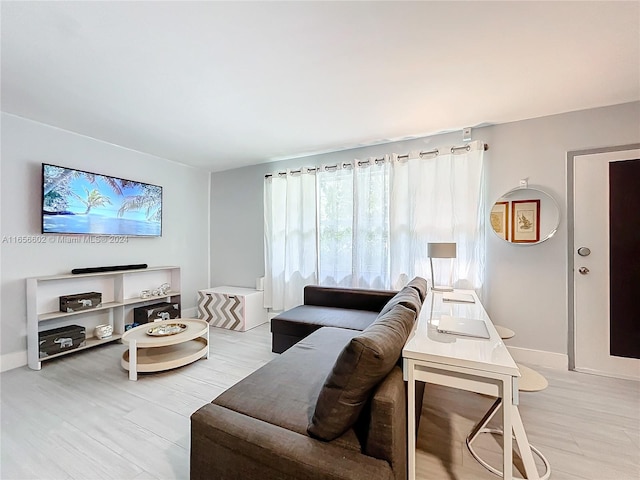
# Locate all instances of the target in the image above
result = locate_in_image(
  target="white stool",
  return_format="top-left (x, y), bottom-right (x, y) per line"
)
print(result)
top-left (467, 325), bottom-right (551, 479)
top-left (495, 325), bottom-right (548, 391)
top-left (517, 364), bottom-right (549, 392)
top-left (495, 325), bottom-right (515, 340)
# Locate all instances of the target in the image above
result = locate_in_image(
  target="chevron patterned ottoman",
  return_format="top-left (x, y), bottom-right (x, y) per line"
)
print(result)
top-left (198, 286), bottom-right (267, 331)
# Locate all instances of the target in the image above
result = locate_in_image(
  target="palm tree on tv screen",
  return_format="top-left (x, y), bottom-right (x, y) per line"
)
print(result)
top-left (72, 187), bottom-right (112, 214)
top-left (44, 166), bottom-right (123, 212)
top-left (117, 184), bottom-right (162, 222)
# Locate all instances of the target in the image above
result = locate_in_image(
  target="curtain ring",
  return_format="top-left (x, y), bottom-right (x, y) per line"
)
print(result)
top-left (451, 145), bottom-right (471, 154)
top-left (419, 149), bottom-right (439, 158)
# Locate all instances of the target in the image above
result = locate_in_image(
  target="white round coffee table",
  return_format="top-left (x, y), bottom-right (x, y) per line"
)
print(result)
top-left (121, 318), bottom-right (209, 381)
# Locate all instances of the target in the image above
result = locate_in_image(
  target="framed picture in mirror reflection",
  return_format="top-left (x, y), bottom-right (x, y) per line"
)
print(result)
top-left (511, 199), bottom-right (540, 243)
top-left (490, 201), bottom-right (509, 240)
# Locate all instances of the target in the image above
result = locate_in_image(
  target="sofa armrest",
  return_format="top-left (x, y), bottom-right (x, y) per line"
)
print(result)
top-left (191, 403), bottom-right (394, 480)
top-left (303, 285), bottom-right (397, 312)
top-left (364, 366), bottom-right (407, 480)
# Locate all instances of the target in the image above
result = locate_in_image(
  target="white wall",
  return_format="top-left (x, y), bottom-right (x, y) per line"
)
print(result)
top-left (0, 113), bottom-right (210, 369)
top-left (210, 102), bottom-right (640, 363)
top-left (482, 102), bottom-right (639, 362)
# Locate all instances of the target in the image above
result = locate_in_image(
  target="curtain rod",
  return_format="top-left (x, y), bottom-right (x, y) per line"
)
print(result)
top-left (265, 142), bottom-right (489, 178)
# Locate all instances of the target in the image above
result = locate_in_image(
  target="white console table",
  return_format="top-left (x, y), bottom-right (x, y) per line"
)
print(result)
top-left (403, 290), bottom-right (543, 480)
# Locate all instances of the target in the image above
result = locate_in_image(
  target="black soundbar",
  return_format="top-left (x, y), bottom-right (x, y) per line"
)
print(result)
top-left (71, 264), bottom-right (148, 274)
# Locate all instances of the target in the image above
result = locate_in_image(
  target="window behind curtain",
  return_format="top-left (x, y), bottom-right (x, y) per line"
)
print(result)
top-left (317, 161), bottom-right (390, 289)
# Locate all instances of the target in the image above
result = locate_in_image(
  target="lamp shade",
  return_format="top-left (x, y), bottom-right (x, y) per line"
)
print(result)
top-left (427, 242), bottom-right (457, 259)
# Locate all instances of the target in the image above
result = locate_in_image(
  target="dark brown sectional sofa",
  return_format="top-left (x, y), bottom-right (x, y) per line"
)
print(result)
top-left (190, 277), bottom-right (428, 480)
top-left (270, 285), bottom-right (400, 354)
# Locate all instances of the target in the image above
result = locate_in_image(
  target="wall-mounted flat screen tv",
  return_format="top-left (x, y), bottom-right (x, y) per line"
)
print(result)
top-left (42, 163), bottom-right (162, 237)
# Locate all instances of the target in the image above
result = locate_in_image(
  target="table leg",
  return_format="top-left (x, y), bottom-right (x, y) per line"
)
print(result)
top-left (129, 339), bottom-right (137, 381)
top-left (513, 406), bottom-right (540, 479)
top-left (503, 378), bottom-right (513, 480)
top-left (407, 361), bottom-right (416, 480)
top-left (205, 325), bottom-right (210, 360)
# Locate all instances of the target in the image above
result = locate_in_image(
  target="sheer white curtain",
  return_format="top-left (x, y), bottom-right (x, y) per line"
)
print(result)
top-left (263, 170), bottom-right (318, 311)
top-left (390, 140), bottom-right (485, 290)
top-left (317, 159), bottom-right (390, 289)
top-left (264, 141), bottom-right (486, 308)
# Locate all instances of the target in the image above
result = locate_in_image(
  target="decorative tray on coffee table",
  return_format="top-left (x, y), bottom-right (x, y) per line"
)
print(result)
top-left (146, 323), bottom-right (187, 337)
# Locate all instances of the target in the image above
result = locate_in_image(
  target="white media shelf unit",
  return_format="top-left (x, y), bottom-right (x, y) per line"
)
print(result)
top-left (26, 266), bottom-right (181, 370)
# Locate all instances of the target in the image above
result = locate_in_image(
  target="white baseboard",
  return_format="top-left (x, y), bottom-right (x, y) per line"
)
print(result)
top-left (0, 350), bottom-right (27, 372)
top-left (573, 367), bottom-right (640, 382)
top-left (507, 346), bottom-right (568, 370)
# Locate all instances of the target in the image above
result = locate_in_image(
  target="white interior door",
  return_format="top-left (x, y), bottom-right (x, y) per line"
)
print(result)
top-left (573, 148), bottom-right (640, 380)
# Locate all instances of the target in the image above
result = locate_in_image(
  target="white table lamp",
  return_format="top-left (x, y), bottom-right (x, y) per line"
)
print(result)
top-left (428, 242), bottom-right (456, 292)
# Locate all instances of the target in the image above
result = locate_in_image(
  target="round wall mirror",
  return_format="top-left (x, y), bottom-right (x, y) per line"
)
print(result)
top-left (490, 187), bottom-right (560, 245)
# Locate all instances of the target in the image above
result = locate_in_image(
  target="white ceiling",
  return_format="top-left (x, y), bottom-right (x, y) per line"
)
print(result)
top-left (2, 1), bottom-right (639, 172)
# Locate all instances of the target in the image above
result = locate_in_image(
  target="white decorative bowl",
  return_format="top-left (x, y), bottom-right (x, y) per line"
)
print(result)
top-left (95, 324), bottom-right (113, 339)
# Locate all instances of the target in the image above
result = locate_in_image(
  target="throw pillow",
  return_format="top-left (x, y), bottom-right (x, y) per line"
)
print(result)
top-left (307, 303), bottom-right (416, 441)
top-left (406, 276), bottom-right (428, 301)
top-left (378, 285), bottom-right (422, 317)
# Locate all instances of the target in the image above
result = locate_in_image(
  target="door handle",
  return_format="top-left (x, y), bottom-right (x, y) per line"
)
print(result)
top-left (578, 267), bottom-right (590, 275)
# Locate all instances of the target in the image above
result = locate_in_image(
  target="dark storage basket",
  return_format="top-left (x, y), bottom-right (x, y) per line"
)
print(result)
top-left (59, 292), bottom-right (102, 313)
top-left (133, 302), bottom-right (181, 325)
top-left (39, 324), bottom-right (86, 358)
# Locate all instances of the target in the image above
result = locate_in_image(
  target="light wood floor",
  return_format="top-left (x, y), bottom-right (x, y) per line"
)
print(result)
top-left (1, 323), bottom-right (638, 480)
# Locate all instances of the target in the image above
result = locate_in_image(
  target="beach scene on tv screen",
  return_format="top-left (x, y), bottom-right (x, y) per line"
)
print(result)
top-left (42, 164), bottom-right (162, 236)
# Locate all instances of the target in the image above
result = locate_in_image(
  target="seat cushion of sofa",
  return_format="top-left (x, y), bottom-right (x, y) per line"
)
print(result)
top-left (212, 326), bottom-right (363, 451)
top-left (271, 305), bottom-right (379, 336)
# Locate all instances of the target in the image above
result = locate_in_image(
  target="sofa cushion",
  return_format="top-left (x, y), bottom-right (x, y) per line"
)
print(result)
top-left (271, 305), bottom-right (379, 336)
top-left (378, 285), bottom-right (422, 317)
top-left (213, 327), bottom-right (362, 452)
top-left (304, 285), bottom-right (397, 312)
top-left (307, 303), bottom-right (416, 441)
top-left (406, 277), bottom-right (428, 302)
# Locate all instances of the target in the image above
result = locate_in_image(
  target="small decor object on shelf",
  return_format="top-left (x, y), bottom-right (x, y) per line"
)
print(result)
top-left (94, 324), bottom-right (113, 339)
top-left (153, 283), bottom-right (171, 296)
top-left (146, 322), bottom-right (187, 337)
top-left (59, 292), bottom-right (102, 313)
top-left (141, 283), bottom-right (170, 298)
